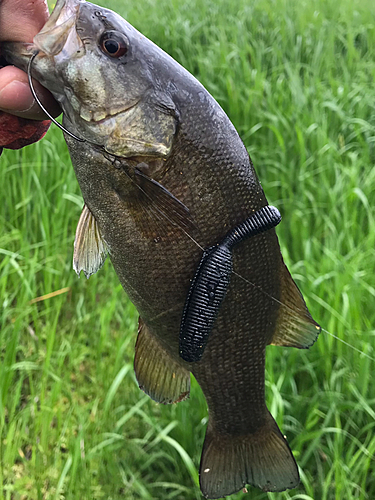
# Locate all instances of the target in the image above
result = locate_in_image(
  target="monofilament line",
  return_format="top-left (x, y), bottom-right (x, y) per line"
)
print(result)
top-left (321, 328), bottom-right (375, 362)
top-left (27, 51), bottom-right (85, 142)
top-left (232, 269), bottom-right (375, 362)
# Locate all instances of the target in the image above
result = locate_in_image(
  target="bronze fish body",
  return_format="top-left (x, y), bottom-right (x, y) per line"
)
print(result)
top-left (2, 0), bottom-right (321, 497)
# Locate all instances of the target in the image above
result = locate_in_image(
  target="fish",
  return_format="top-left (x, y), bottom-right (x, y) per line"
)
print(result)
top-left (2, 0), bottom-right (321, 497)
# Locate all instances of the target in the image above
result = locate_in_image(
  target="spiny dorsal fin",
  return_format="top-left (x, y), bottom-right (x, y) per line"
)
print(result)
top-left (270, 262), bottom-right (321, 348)
top-left (134, 317), bottom-right (190, 404)
top-left (73, 204), bottom-right (107, 279)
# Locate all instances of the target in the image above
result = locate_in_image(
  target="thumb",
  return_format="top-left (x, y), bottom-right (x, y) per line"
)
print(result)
top-left (0, 0), bottom-right (49, 42)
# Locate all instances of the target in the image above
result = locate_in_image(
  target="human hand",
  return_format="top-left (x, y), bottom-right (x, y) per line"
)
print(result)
top-left (0, 0), bottom-right (61, 120)
top-left (0, 0), bottom-right (61, 150)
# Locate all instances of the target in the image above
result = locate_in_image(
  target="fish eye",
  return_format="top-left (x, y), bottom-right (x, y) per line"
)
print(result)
top-left (100, 31), bottom-right (128, 58)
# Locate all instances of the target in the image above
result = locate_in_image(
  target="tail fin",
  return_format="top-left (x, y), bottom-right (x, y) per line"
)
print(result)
top-left (199, 412), bottom-right (299, 499)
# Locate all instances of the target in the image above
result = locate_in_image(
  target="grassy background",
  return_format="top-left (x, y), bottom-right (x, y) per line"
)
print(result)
top-left (1, 0), bottom-right (375, 498)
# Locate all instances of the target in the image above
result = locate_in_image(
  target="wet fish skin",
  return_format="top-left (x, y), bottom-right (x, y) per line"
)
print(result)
top-left (1, 1), bottom-right (321, 497)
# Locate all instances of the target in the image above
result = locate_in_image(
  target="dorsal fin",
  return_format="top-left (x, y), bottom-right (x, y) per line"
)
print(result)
top-left (73, 204), bottom-right (108, 279)
top-left (134, 318), bottom-right (190, 404)
top-left (270, 262), bottom-right (321, 348)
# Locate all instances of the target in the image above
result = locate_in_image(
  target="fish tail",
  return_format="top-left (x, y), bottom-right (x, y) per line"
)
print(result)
top-left (199, 412), bottom-right (299, 499)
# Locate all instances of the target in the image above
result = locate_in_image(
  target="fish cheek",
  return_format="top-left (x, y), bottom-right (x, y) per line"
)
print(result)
top-left (104, 99), bottom-right (177, 158)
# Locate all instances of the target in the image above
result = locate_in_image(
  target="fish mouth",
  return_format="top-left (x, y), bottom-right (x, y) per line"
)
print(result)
top-left (34, 0), bottom-right (85, 57)
top-left (32, 0), bottom-right (139, 124)
top-left (79, 101), bottom-right (139, 124)
top-left (1, 0), bottom-right (85, 66)
top-left (87, 101), bottom-right (140, 124)
top-left (64, 87), bottom-right (139, 123)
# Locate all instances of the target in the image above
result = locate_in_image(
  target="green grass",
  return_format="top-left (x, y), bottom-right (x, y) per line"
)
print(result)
top-left (1, 0), bottom-right (375, 498)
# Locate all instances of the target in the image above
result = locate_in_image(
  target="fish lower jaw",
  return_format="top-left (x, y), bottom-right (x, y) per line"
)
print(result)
top-left (78, 103), bottom-right (138, 124)
top-left (79, 105), bottom-right (99, 122)
top-left (63, 87), bottom-right (136, 123)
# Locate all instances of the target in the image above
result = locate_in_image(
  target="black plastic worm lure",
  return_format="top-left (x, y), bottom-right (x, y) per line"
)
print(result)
top-left (179, 205), bottom-right (282, 362)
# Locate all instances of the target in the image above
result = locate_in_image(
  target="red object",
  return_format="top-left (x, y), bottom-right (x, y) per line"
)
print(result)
top-left (0, 111), bottom-right (51, 149)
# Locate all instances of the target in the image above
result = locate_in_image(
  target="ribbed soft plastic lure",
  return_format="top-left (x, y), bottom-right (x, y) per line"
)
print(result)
top-left (180, 205), bottom-right (281, 362)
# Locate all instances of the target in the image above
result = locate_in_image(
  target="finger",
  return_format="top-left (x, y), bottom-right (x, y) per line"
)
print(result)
top-left (0, 66), bottom-right (61, 120)
top-left (0, 111), bottom-right (51, 150)
top-left (0, 0), bottom-right (49, 42)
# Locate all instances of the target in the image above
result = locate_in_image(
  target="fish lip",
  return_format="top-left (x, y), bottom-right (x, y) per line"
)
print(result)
top-left (38, 0), bottom-right (85, 34)
top-left (0, 42), bottom-right (37, 72)
top-left (34, 0), bottom-right (85, 57)
top-left (79, 99), bottom-right (140, 124)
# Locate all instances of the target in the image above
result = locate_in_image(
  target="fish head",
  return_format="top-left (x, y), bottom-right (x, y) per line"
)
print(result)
top-left (2, 0), bottom-right (178, 158)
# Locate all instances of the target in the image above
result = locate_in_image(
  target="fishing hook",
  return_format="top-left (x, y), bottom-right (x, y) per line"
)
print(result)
top-left (28, 51), bottom-right (85, 142)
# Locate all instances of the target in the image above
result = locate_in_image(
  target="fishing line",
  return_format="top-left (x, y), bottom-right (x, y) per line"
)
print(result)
top-left (232, 269), bottom-right (375, 362)
top-left (28, 51), bottom-right (85, 142)
top-left (177, 219), bottom-right (373, 362)
top-left (321, 328), bottom-right (375, 362)
top-left (27, 51), bottom-right (373, 361)
top-left (28, 51), bottom-right (204, 249)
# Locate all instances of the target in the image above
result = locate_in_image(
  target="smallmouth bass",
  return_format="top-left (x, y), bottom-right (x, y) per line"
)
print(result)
top-left (2, 0), bottom-right (321, 497)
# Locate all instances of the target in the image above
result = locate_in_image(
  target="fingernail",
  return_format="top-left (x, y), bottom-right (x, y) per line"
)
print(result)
top-left (0, 80), bottom-right (35, 113)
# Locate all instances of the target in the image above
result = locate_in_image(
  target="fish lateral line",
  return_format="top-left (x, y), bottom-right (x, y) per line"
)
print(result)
top-left (179, 205), bottom-right (282, 363)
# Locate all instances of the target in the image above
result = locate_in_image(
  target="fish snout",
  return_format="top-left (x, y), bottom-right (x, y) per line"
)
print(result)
top-left (33, 0), bottom-right (85, 58)
top-left (1, 0), bottom-right (86, 82)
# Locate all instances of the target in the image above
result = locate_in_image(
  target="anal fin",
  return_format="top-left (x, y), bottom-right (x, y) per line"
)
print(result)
top-left (270, 262), bottom-right (321, 348)
top-left (199, 411), bottom-right (299, 498)
top-left (134, 318), bottom-right (190, 404)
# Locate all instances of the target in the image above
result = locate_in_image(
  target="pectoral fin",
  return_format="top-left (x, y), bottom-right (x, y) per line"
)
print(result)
top-left (135, 168), bottom-right (196, 230)
top-left (270, 263), bottom-right (321, 348)
top-left (134, 318), bottom-right (190, 404)
top-left (73, 204), bottom-right (107, 279)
